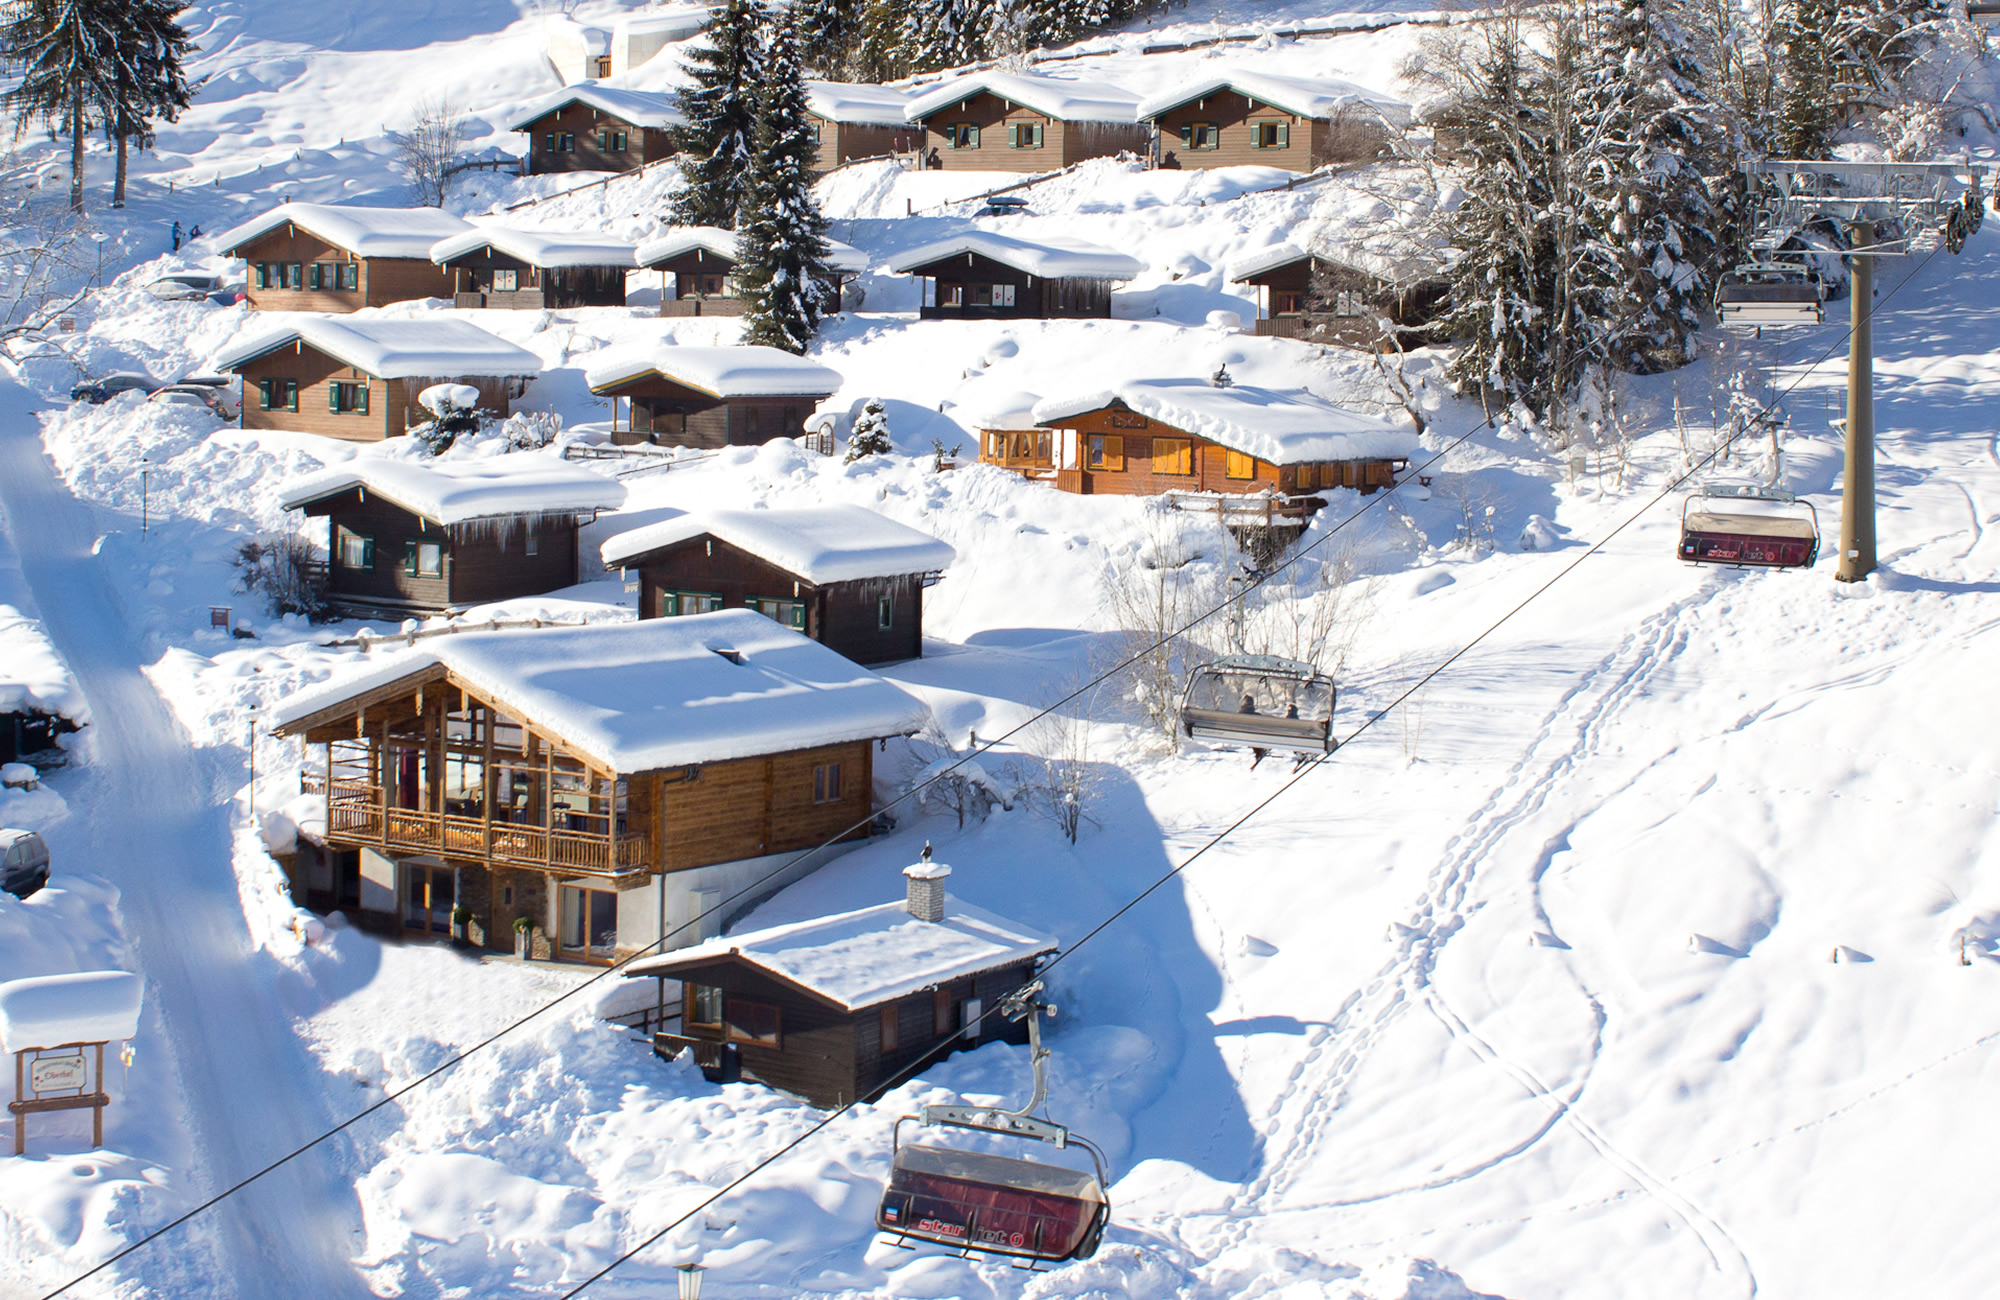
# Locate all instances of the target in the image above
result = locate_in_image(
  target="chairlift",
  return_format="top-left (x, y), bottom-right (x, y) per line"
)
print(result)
top-left (876, 983), bottom-right (1111, 1267)
top-left (1179, 654), bottom-right (1335, 757)
top-left (1716, 275), bottom-right (1823, 329)
top-left (1678, 481), bottom-right (1821, 569)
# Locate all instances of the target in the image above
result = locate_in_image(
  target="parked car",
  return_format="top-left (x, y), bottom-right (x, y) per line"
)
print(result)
top-left (149, 384), bottom-right (236, 420)
top-left (145, 273), bottom-right (224, 302)
top-left (0, 828), bottom-right (50, 899)
top-left (981, 195), bottom-right (1030, 216)
top-left (69, 372), bottom-right (163, 404)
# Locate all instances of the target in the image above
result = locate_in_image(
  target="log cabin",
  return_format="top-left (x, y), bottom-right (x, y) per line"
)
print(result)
top-left (585, 345), bottom-right (842, 448)
top-left (1227, 244), bottom-right (1449, 349)
top-left (216, 203), bottom-right (469, 312)
top-left (214, 317), bottom-right (543, 442)
top-left (1139, 71), bottom-right (1410, 172)
top-left (270, 610), bottom-right (932, 962)
top-left (600, 504), bottom-right (953, 665)
top-left (510, 86), bottom-right (685, 175)
top-left (430, 226), bottom-right (638, 310)
top-left (888, 232), bottom-right (1143, 321)
top-left (806, 81), bottom-right (921, 172)
top-left (279, 454), bottom-right (626, 621)
top-left (635, 227), bottom-right (868, 318)
top-left (904, 71), bottom-right (1149, 172)
top-left (986, 377), bottom-right (1418, 519)
top-left (625, 854), bottom-right (1056, 1107)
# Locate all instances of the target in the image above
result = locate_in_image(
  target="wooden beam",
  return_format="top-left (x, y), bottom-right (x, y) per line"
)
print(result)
top-left (276, 663), bottom-right (450, 737)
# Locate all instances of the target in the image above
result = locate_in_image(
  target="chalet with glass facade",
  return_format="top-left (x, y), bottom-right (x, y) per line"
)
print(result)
top-left (601, 504), bottom-right (953, 665)
top-left (889, 233), bottom-right (1142, 321)
top-left (626, 855), bottom-right (1055, 1107)
top-left (585, 345), bottom-right (842, 448)
top-left (271, 611), bottom-right (931, 963)
top-left (1140, 71), bottom-right (1409, 172)
top-left (217, 202), bottom-right (468, 312)
top-left (905, 72), bottom-right (1148, 172)
top-left (636, 228), bottom-right (867, 318)
top-left (806, 81), bottom-right (921, 172)
top-left (213, 317), bottom-right (542, 442)
top-left (431, 227), bottom-right (636, 310)
top-left (510, 86), bottom-right (684, 175)
top-left (280, 456), bottom-right (624, 620)
top-left (1228, 245), bottom-right (1449, 348)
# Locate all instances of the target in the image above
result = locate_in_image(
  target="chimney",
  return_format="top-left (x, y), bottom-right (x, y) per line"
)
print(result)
top-left (903, 842), bottom-right (951, 923)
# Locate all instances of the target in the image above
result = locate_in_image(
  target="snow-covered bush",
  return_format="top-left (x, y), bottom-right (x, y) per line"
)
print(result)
top-left (844, 397), bottom-right (892, 461)
top-left (409, 384), bottom-right (483, 455)
top-left (233, 534), bottom-right (324, 620)
top-left (498, 410), bottom-right (563, 451)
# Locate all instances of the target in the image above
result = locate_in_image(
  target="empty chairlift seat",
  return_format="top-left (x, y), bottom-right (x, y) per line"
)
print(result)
top-left (1716, 279), bottom-right (1823, 328)
top-left (879, 1139), bottom-right (1110, 1263)
top-left (1679, 483), bottom-right (1821, 569)
top-left (1180, 655), bottom-right (1336, 754)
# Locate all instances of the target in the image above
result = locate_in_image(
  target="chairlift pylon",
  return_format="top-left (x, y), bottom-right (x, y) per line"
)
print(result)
top-left (1179, 654), bottom-right (1335, 758)
top-left (1678, 480), bottom-right (1821, 569)
top-left (875, 982), bottom-right (1111, 1267)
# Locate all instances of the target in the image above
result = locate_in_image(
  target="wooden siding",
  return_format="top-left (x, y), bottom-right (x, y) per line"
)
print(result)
top-left (231, 225), bottom-right (454, 311)
top-left (233, 341), bottom-right (517, 441)
top-left (811, 119), bottom-right (917, 172)
top-left (905, 250), bottom-right (1112, 321)
top-left (850, 962), bottom-right (1037, 1102)
top-left (1020, 405), bottom-right (1400, 497)
top-left (439, 245), bottom-right (629, 309)
top-left (295, 489), bottom-right (582, 615)
top-left (653, 740), bottom-right (874, 874)
top-left (595, 372), bottom-right (832, 449)
top-left (1153, 92), bottom-right (1394, 172)
top-left (1237, 254), bottom-right (1450, 349)
top-left (917, 92), bottom-right (1148, 172)
top-left (519, 103), bottom-right (672, 174)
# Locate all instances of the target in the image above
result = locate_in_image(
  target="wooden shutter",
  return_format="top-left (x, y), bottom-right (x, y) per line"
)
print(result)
top-left (1225, 450), bottom-right (1256, 479)
top-left (1101, 434), bottom-right (1124, 470)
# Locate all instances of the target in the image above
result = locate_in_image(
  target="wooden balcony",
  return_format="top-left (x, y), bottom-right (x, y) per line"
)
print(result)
top-left (303, 775), bottom-right (649, 879)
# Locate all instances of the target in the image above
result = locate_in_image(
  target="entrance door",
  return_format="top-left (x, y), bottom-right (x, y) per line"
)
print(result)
top-left (402, 864), bottom-right (454, 935)
top-left (560, 884), bottom-right (618, 961)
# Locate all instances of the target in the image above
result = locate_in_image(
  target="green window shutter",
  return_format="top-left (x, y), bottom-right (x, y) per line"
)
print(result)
top-left (257, 379), bottom-right (271, 410)
top-left (789, 603), bottom-right (806, 630)
top-left (1179, 124), bottom-right (1192, 145)
top-left (356, 383), bottom-right (368, 414)
top-left (1276, 121), bottom-right (1290, 148)
top-left (309, 263), bottom-right (321, 290)
top-left (967, 124), bottom-right (979, 148)
top-left (285, 381), bottom-right (298, 411)
top-left (1033, 122), bottom-right (1043, 147)
top-left (329, 383), bottom-right (341, 412)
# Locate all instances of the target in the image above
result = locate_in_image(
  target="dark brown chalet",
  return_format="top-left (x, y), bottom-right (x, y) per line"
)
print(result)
top-left (216, 202), bottom-right (468, 312)
top-left (627, 855), bottom-right (1056, 1108)
top-left (1228, 245), bottom-right (1448, 349)
top-left (805, 81), bottom-right (921, 172)
top-left (270, 611), bottom-right (930, 963)
top-left (431, 227), bottom-right (636, 310)
top-left (1140, 72), bottom-right (1409, 172)
top-left (636, 228), bottom-right (869, 318)
top-left (905, 72), bottom-right (1148, 173)
top-left (600, 504), bottom-right (953, 666)
top-left (509, 87), bottom-right (684, 175)
top-left (279, 456), bottom-right (625, 621)
top-left (586, 345), bottom-right (842, 448)
top-left (889, 233), bottom-right (1143, 321)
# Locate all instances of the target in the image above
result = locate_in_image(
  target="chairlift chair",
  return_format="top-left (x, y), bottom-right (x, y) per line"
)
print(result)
top-left (1716, 278), bottom-right (1823, 329)
top-left (876, 984), bottom-right (1112, 1267)
top-left (1179, 655), bottom-right (1335, 756)
top-left (1678, 481), bottom-right (1821, 569)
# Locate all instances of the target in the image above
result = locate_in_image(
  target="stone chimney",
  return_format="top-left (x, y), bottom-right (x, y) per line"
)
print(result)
top-left (903, 842), bottom-right (951, 923)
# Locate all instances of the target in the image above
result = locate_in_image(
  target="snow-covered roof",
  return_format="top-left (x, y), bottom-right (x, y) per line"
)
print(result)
top-left (0, 605), bottom-right (82, 719)
top-left (1226, 243), bottom-right (1312, 283)
top-left (1227, 241), bottom-right (1446, 289)
top-left (888, 231), bottom-right (1144, 280)
top-left (272, 611), bottom-right (928, 771)
top-left (1032, 379), bottom-right (1419, 465)
top-left (431, 226), bottom-right (639, 269)
top-left (1137, 71), bottom-right (1412, 126)
top-left (806, 80), bottom-right (917, 126)
top-left (584, 344), bottom-right (842, 398)
top-left (950, 381), bottom-right (1044, 430)
top-left (213, 317), bottom-right (544, 381)
top-left (279, 453), bottom-right (625, 525)
top-left (624, 892), bottom-right (1056, 1011)
top-left (600, 505), bottom-right (954, 582)
top-left (905, 71), bottom-right (1142, 124)
top-left (634, 227), bottom-right (868, 275)
top-left (0, 971), bottom-right (144, 1052)
top-left (507, 85), bottom-right (686, 132)
top-left (217, 203), bottom-right (472, 260)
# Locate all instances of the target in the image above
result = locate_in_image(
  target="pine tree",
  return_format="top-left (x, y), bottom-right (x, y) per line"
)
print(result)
top-left (846, 398), bottom-right (892, 460)
top-left (2, 0), bottom-right (122, 211)
top-left (102, 0), bottom-right (194, 209)
top-left (791, 0), bottom-right (861, 75)
top-left (1774, 0), bottom-right (1840, 155)
top-left (738, 15), bottom-right (836, 354)
top-left (899, 0), bottom-right (990, 73)
top-left (669, 0), bottom-right (767, 229)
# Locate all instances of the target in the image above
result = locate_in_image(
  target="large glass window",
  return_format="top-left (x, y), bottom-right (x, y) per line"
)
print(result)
top-left (402, 540), bottom-right (443, 578)
top-left (493, 269), bottom-right (519, 292)
top-left (752, 596), bottom-right (806, 630)
top-left (559, 884), bottom-right (618, 958)
top-left (689, 984), bottom-right (723, 1026)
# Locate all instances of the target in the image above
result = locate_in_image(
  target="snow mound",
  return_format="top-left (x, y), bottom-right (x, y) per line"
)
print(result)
top-left (0, 970), bottom-right (144, 1051)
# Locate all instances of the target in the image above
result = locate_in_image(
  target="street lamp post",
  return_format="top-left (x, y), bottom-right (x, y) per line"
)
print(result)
top-left (140, 455), bottom-right (150, 535)
top-left (676, 1262), bottom-right (705, 1300)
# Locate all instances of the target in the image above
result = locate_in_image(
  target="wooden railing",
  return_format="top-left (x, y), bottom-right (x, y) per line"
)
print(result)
top-left (303, 775), bottom-right (649, 877)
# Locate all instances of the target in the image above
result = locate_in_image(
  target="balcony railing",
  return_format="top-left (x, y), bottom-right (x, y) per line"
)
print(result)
top-left (303, 775), bottom-right (649, 878)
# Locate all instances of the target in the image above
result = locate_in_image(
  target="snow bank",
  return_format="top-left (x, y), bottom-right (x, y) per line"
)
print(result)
top-left (1033, 377), bottom-right (1419, 464)
top-left (279, 451), bottom-right (625, 526)
top-left (583, 343), bottom-right (843, 397)
top-left (0, 605), bottom-right (84, 720)
top-left (888, 231), bottom-right (1146, 280)
top-left (213, 316), bottom-right (544, 380)
top-left (0, 970), bottom-right (144, 1051)
top-left (432, 226), bottom-right (639, 269)
top-left (215, 203), bottom-right (471, 260)
top-left (599, 503), bottom-right (954, 583)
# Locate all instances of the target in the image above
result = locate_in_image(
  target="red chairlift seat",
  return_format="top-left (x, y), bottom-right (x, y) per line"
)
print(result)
top-left (1679, 483), bottom-right (1821, 569)
top-left (877, 1139), bottom-right (1110, 1264)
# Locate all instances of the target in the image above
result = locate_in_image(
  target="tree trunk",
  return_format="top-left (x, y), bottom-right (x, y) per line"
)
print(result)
top-left (112, 133), bottom-right (127, 208)
top-left (69, 92), bottom-right (85, 212)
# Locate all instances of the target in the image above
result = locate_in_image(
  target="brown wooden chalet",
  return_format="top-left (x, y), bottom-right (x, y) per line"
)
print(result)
top-left (585, 345), bottom-right (842, 448)
top-left (626, 854), bottom-right (1056, 1108)
top-left (279, 455), bottom-right (625, 621)
top-left (430, 227), bottom-right (636, 310)
top-left (509, 86), bottom-right (684, 175)
top-left (1140, 72), bottom-right (1409, 172)
top-left (216, 202), bottom-right (467, 312)
top-left (270, 611), bottom-right (931, 962)
top-left (635, 228), bottom-right (868, 318)
top-left (904, 72), bottom-right (1149, 172)
top-left (600, 504), bottom-right (953, 666)
top-left (1228, 245), bottom-right (1449, 349)
top-left (806, 81), bottom-right (921, 172)
top-left (889, 233), bottom-right (1143, 321)
top-left (214, 317), bottom-right (542, 442)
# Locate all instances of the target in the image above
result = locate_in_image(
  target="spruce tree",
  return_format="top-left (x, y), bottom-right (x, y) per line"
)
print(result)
top-left (103, 0), bottom-right (194, 209)
top-left (899, 0), bottom-right (990, 73)
top-left (790, 0), bottom-right (861, 76)
top-left (1774, 0), bottom-right (1840, 155)
top-left (738, 15), bottom-right (836, 354)
top-left (2, 0), bottom-right (122, 211)
top-left (669, 0), bottom-right (767, 229)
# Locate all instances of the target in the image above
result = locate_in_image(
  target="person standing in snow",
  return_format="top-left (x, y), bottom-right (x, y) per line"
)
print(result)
top-left (170, 220), bottom-right (182, 251)
top-left (187, 223), bottom-right (200, 240)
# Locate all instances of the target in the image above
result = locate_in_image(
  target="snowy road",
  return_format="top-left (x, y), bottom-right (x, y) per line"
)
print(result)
top-left (0, 378), bottom-right (369, 1298)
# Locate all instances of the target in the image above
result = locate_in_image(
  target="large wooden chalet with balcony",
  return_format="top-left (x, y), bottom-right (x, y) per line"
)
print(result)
top-left (889, 232), bottom-right (1143, 321)
top-left (1139, 70), bottom-right (1409, 172)
top-left (586, 344), bottom-right (842, 448)
top-left (214, 317), bottom-right (543, 442)
top-left (271, 611), bottom-right (931, 962)
top-left (1228, 244), bottom-right (1449, 348)
top-left (635, 228), bottom-right (867, 318)
top-left (217, 202), bottom-right (468, 312)
top-left (431, 226), bottom-right (637, 310)
top-left (905, 71), bottom-right (1149, 172)
top-left (509, 86), bottom-right (685, 175)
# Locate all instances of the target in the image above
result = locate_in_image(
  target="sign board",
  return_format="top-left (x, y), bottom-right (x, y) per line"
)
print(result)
top-left (29, 1053), bottom-right (85, 1093)
top-left (58, 316), bottom-right (75, 333)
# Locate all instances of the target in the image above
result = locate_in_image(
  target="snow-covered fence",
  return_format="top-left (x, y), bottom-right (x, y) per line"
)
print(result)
top-left (319, 611), bottom-right (631, 651)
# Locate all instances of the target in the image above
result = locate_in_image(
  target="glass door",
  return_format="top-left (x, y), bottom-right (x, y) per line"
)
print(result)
top-left (401, 864), bottom-right (454, 935)
top-left (560, 885), bottom-right (619, 961)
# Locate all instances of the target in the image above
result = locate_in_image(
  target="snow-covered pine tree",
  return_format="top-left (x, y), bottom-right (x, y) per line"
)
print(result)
top-left (670, 0), bottom-right (767, 230)
top-left (790, 0), bottom-right (861, 76)
top-left (102, 0), bottom-right (194, 209)
top-left (846, 398), bottom-right (892, 460)
top-left (899, 0), bottom-right (990, 73)
top-left (2, 0), bottom-right (123, 211)
top-left (854, 0), bottom-right (907, 79)
top-left (1774, 0), bottom-right (1841, 155)
top-left (738, 15), bottom-right (837, 354)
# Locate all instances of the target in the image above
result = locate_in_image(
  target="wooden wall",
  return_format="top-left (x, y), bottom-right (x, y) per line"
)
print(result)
top-left (1031, 406), bottom-right (1399, 496)
top-left (235, 343), bottom-right (516, 441)
top-left (812, 120), bottom-right (917, 172)
top-left (297, 490), bottom-right (581, 614)
top-left (441, 246), bottom-right (630, 309)
top-left (520, 103), bottom-right (671, 174)
top-left (651, 740), bottom-right (874, 875)
top-left (674, 961), bottom-right (861, 1106)
top-left (908, 252), bottom-right (1114, 321)
top-left (232, 226), bottom-right (454, 311)
top-left (851, 961), bottom-right (1037, 1102)
top-left (918, 93), bottom-right (1147, 172)
top-left (599, 375), bottom-right (829, 449)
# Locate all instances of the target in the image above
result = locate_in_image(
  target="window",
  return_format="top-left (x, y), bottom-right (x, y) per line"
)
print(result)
top-left (969, 283), bottom-right (1017, 308)
top-left (1179, 121), bottom-right (1219, 150)
top-left (725, 998), bottom-right (780, 1046)
top-left (813, 761), bottom-right (843, 805)
top-left (1252, 120), bottom-right (1291, 149)
top-left (257, 378), bottom-right (299, 412)
top-left (1225, 449), bottom-right (1257, 480)
top-left (1008, 121), bottom-right (1044, 149)
top-left (1151, 437), bottom-right (1193, 476)
top-left (546, 131), bottom-right (575, 152)
top-left (336, 526), bottom-right (374, 570)
top-left (933, 987), bottom-right (957, 1037)
top-left (524, 531), bottom-right (538, 557)
top-left (493, 268), bottom-right (519, 292)
top-left (1273, 290), bottom-right (1303, 316)
top-left (877, 595), bottom-right (893, 630)
top-left (308, 261), bottom-right (355, 290)
top-left (879, 1003), bottom-right (901, 1053)
top-left (1332, 290), bottom-right (1367, 317)
top-left (597, 128), bottom-right (627, 152)
top-left (593, 55), bottom-right (612, 78)
top-left (284, 262), bottom-right (303, 289)
top-left (402, 540), bottom-right (444, 578)
top-left (254, 263), bottom-right (269, 289)
top-left (691, 272), bottom-right (726, 296)
top-left (944, 122), bottom-right (978, 149)
top-left (939, 282), bottom-right (965, 308)
top-left (328, 381), bottom-right (369, 414)
top-left (752, 596), bottom-right (806, 629)
top-left (1086, 433), bottom-right (1124, 471)
top-left (559, 884), bottom-right (618, 957)
top-left (689, 984), bottom-right (723, 1027)
top-left (658, 590), bottom-right (722, 617)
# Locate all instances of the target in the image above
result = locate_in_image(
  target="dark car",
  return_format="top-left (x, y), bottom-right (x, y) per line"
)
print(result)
top-left (0, 828), bottom-right (50, 899)
top-left (981, 195), bottom-right (1030, 217)
top-left (145, 273), bottom-right (225, 302)
top-left (70, 372), bottom-right (163, 404)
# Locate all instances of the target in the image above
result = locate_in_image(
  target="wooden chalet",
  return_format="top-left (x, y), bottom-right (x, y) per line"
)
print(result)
top-left (214, 317), bottom-right (542, 442)
top-left (431, 227), bottom-right (637, 310)
top-left (1228, 244), bottom-right (1449, 348)
top-left (271, 610), bottom-right (931, 961)
top-left (600, 504), bottom-right (953, 666)
top-left (0, 608), bottom-right (81, 767)
top-left (509, 86), bottom-right (684, 175)
top-left (279, 455), bottom-right (626, 621)
top-left (984, 377), bottom-right (1418, 518)
top-left (806, 81), bottom-right (921, 172)
top-left (635, 228), bottom-right (868, 318)
top-left (889, 232), bottom-right (1143, 320)
top-left (1139, 71), bottom-right (1409, 172)
top-left (585, 345), bottom-right (842, 448)
top-left (904, 71), bottom-right (1149, 172)
top-left (626, 854), bottom-right (1056, 1108)
top-left (216, 202), bottom-right (468, 312)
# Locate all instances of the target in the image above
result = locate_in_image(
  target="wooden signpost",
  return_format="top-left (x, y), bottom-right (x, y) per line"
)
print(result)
top-left (11, 1042), bottom-right (109, 1155)
top-left (0, 970), bottom-right (143, 1157)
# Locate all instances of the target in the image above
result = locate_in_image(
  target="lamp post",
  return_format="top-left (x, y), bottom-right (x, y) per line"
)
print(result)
top-left (676, 1262), bottom-right (705, 1300)
top-left (140, 455), bottom-right (149, 535)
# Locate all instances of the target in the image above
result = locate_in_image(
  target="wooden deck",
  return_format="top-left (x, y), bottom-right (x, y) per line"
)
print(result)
top-left (305, 774), bottom-right (650, 878)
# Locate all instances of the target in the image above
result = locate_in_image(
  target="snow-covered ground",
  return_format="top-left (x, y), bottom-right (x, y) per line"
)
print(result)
top-left (2, 0), bottom-right (1998, 1298)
